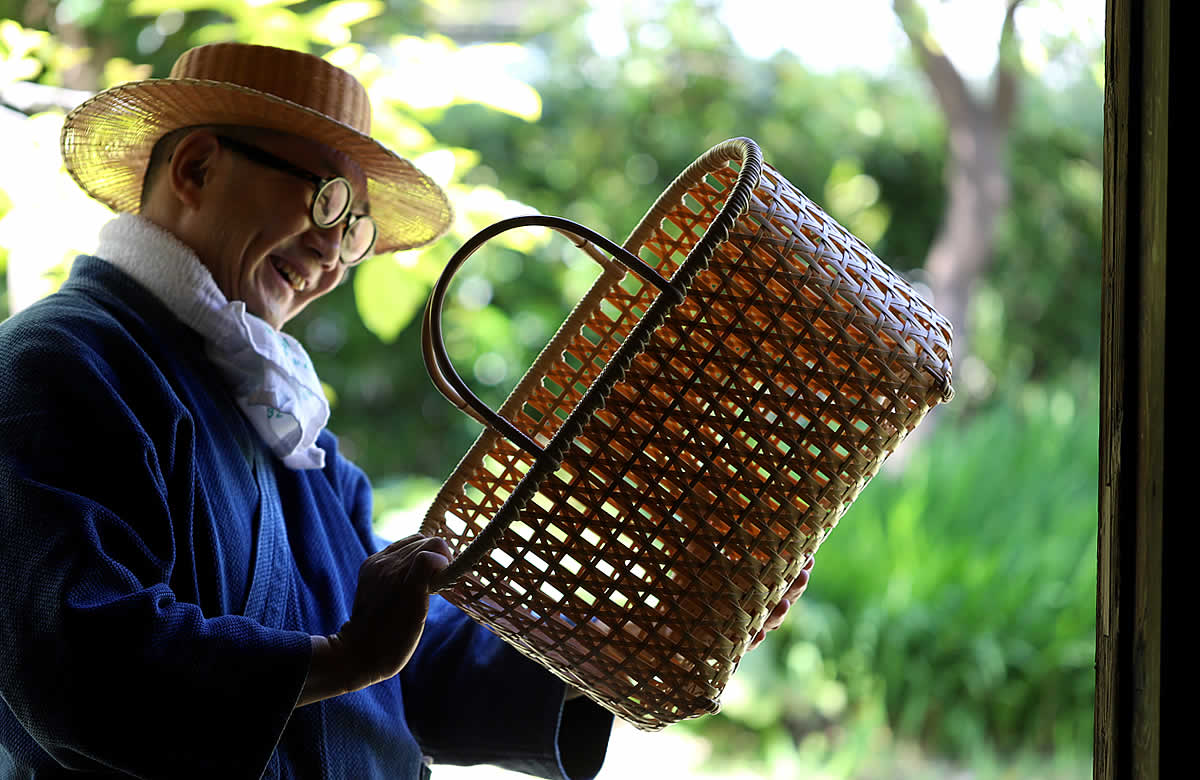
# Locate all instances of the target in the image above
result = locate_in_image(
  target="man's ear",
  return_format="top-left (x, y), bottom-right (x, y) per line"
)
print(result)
top-left (165, 130), bottom-right (221, 210)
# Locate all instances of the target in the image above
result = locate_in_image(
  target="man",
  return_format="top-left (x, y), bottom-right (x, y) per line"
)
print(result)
top-left (0, 42), bottom-right (811, 779)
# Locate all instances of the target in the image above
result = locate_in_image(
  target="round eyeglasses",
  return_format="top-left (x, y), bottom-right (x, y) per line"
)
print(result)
top-left (216, 136), bottom-right (378, 265)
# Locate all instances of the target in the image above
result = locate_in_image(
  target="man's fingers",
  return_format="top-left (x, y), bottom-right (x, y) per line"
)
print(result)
top-left (374, 535), bottom-right (453, 566)
top-left (749, 555), bottom-right (817, 652)
top-left (379, 533), bottom-right (425, 554)
top-left (784, 569), bottom-right (810, 600)
top-left (356, 536), bottom-right (455, 601)
top-left (424, 537), bottom-right (453, 561)
top-left (401, 537), bottom-right (453, 568)
top-left (765, 599), bottom-right (791, 630)
top-left (783, 555), bottom-right (815, 600)
top-left (404, 548), bottom-right (451, 589)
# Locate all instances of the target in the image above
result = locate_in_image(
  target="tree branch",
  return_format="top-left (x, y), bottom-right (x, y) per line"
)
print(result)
top-left (993, 0), bottom-right (1026, 126)
top-left (0, 81), bottom-right (93, 116)
top-left (892, 0), bottom-right (974, 122)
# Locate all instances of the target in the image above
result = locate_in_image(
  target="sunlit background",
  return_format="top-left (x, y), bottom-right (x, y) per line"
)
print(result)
top-left (1, 1), bottom-right (1103, 777)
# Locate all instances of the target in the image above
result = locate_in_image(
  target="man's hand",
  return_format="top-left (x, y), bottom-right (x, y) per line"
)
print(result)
top-left (299, 534), bottom-right (451, 706)
top-left (748, 553), bottom-right (815, 651)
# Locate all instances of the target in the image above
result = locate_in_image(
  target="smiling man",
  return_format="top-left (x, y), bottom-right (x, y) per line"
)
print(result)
top-left (0, 41), bottom-right (813, 780)
top-left (0, 43), bottom-right (620, 779)
top-left (142, 127), bottom-right (374, 326)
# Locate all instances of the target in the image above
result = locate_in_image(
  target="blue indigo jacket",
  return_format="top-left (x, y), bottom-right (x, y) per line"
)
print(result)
top-left (0, 257), bottom-right (612, 779)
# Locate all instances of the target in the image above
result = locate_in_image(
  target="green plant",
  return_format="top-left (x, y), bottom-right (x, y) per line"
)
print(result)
top-left (690, 388), bottom-right (1098, 767)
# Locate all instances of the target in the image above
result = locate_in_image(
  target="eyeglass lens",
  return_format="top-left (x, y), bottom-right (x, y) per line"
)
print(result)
top-left (342, 217), bottom-right (377, 265)
top-left (313, 179), bottom-right (352, 228)
top-left (313, 178), bottom-right (376, 264)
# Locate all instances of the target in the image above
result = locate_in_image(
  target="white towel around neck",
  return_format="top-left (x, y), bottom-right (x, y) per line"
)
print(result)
top-left (96, 213), bottom-right (330, 470)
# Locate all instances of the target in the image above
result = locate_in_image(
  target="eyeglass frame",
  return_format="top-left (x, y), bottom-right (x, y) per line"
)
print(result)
top-left (214, 135), bottom-right (377, 265)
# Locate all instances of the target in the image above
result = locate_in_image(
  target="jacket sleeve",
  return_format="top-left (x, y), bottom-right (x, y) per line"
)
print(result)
top-left (400, 596), bottom-right (614, 780)
top-left (0, 316), bottom-right (311, 779)
top-left (328, 382), bottom-right (616, 780)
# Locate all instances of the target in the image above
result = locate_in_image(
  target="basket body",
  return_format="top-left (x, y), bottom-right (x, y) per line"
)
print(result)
top-left (421, 141), bottom-right (953, 730)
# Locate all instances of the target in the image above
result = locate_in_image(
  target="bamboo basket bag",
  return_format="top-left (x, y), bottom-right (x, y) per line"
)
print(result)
top-left (419, 137), bottom-right (954, 731)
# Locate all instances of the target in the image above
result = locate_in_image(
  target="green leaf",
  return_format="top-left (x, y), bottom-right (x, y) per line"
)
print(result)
top-left (129, 0), bottom-right (301, 16)
top-left (305, 1), bottom-right (384, 46)
top-left (353, 254), bottom-right (428, 343)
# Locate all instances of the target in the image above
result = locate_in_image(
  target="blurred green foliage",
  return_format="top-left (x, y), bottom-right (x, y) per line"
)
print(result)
top-left (1, 1), bottom-right (1102, 775)
top-left (0, 0), bottom-right (1103, 483)
top-left (316, 0), bottom-right (1101, 481)
top-left (697, 393), bottom-right (1097, 772)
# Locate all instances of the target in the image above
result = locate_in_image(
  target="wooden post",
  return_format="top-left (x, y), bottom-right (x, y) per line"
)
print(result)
top-left (1096, 0), bottom-right (1175, 777)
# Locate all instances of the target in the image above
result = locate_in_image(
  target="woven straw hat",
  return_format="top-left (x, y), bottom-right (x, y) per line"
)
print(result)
top-left (60, 42), bottom-right (453, 253)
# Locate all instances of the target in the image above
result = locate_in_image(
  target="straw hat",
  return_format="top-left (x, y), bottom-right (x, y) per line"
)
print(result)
top-left (60, 42), bottom-right (453, 253)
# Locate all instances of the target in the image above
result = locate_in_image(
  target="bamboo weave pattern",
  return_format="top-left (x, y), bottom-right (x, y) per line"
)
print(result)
top-left (421, 140), bottom-right (954, 730)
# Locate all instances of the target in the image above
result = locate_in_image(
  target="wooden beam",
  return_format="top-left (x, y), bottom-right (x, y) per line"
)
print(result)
top-left (1097, 0), bottom-right (1170, 777)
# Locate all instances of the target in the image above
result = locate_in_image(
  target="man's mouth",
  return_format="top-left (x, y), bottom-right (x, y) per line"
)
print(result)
top-left (270, 256), bottom-right (309, 292)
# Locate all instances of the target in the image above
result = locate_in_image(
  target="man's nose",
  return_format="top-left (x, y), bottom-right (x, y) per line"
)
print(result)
top-left (306, 221), bottom-right (344, 268)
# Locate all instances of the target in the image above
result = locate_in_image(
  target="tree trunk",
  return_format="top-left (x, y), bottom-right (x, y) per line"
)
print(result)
top-left (924, 109), bottom-right (1012, 367)
top-left (887, 0), bottom-right (1022, 461)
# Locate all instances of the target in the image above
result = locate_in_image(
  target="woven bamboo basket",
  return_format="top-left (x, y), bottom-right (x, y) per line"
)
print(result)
top-left (419, 137), bottom-right (954, 731)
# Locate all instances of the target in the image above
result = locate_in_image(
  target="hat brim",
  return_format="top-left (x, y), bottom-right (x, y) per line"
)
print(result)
top-left (61, 78), bottom-right (453, 254)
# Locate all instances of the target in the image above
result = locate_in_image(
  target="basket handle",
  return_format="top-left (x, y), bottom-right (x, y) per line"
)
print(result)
top-left (425, 138), bottom-right (764, 590)
top-left (421, 214), bottom-right (686, 457)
